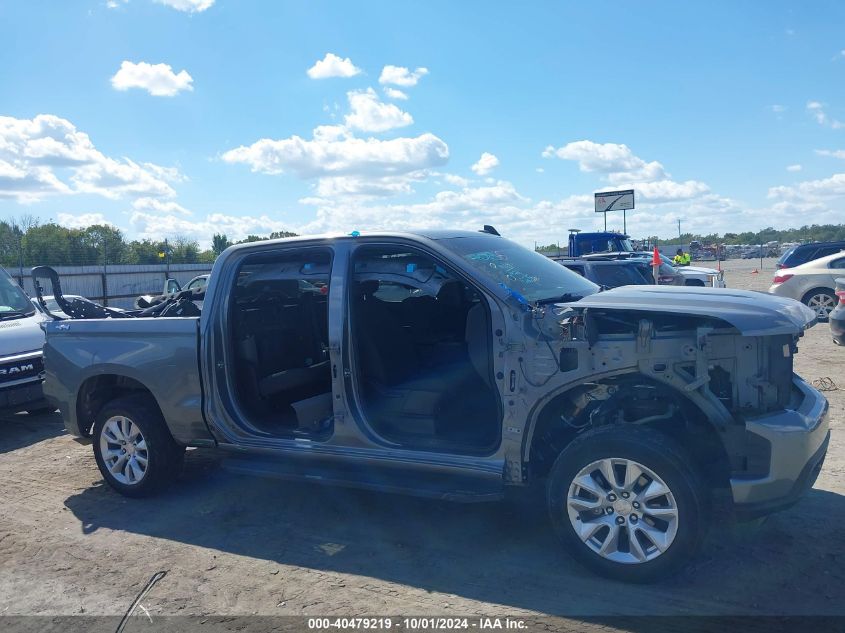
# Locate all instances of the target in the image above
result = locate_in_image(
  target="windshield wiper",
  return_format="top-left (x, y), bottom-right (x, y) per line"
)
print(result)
top-left (0, 310), bottom-right (32, 320)
top-left (534, 293), bottom-right (584, 306)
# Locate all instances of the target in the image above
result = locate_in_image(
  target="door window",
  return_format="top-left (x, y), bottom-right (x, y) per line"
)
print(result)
top-left (227, 248), bottom-right (333, 438)
top-left (349, 244), bottom-right (500, 453)
top-left (186, 276), bottom-right (208, 291)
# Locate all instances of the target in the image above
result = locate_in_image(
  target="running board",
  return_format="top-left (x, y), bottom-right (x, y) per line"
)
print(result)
top-left (221, 456), bottom-right (505, 503)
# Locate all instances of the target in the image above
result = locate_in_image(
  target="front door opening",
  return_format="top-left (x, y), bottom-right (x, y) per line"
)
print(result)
top-left (230, 248), bottom-right (333, 438)
top-left (350, 245), bottom-right (501, 453)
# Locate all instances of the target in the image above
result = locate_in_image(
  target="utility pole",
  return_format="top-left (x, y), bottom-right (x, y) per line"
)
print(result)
top-left (102, 238), bottom-right (109, 306)
top-left (677, 219), bottom-right (681, 240)
top-left (17, 238), bottom-right (23, 287)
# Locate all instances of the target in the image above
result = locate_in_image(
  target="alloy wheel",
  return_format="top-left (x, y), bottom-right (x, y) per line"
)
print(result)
top-left (566, 458), bottom-right (679, 564)
top-left (99, 415), bottom-right (149, 485)
top-left (806, 293), bottom-right (836, 319)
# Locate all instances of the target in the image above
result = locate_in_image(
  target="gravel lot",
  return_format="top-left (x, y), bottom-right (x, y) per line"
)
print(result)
top-left (0, 258), bottom-right (842, 628)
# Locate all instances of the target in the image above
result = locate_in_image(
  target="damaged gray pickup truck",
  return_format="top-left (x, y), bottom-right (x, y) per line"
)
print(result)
top-left (40, 229), bottom-right (829, 582)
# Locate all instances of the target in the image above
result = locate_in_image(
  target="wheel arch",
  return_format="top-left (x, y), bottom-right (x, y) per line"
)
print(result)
top-left (524, 373), bottom-right (731, 491)
top-left (76, 373), bottom-right (165, 437)
top-left (800, 286), bottom-right (835, 303)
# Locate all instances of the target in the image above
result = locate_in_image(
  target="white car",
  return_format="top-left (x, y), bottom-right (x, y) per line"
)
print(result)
top-left (135, 274), bottom-right (209, 309)
top-left (0, 267), bottom-right (50, 415)
top-left (660, 255), bottom-right (727, 287)
top-left (768, 250), bottom-right (845, 320)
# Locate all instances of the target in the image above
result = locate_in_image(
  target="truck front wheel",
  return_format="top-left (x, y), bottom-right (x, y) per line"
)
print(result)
top-left (547, 425), bottom-right (708, 582)
top-left (92, 395), bottom-right (184, 497)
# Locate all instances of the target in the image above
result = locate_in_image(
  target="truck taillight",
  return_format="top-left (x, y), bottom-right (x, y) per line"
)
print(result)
top-left (836, 288), bottom-right (845, 305)
top-left (772, 273), bottom-right (793, 285)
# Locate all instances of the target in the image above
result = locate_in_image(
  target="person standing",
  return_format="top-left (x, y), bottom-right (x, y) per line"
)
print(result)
top-left (673, 248), bottom-right (691, 266)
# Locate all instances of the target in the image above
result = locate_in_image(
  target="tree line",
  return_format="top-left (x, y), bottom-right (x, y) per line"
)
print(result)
top-left (535, 223), bottom-right (845, 252)
top-left (0, 217), bottom-right (297, 268)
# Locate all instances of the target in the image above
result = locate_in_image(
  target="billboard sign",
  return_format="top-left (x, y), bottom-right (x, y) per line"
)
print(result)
top-left (594, 190), bottom-right (635, 213)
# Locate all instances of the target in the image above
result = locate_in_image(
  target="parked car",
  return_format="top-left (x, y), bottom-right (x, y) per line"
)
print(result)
top-left (553, 257), bottom-right (658, 288)
top-left (40, 229), bottom-right (829, 582)
top-left (831, 278), bottom-right (845, 346)
top-left (655, 254), bottom-right (726, 288)
top-left (181, 274), bottom-right (210, 293)
top-left (768, 251), bottom-right (845, 320)
top-left (579, 253), bottom-right (726, 288)
top-left (135, 274), bottom-right (210, 309)
top-left (777, 241), bottom-right (845, 270)
top-left (0, 267), bottom-right (49, 415)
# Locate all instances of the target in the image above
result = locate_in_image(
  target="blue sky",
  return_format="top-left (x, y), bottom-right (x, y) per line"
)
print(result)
top-left (2, 0), bottom-right (845, 247)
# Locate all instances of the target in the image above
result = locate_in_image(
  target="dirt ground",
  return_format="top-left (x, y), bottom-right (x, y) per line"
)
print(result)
top-left (0, 258), bottom-right (843, 628)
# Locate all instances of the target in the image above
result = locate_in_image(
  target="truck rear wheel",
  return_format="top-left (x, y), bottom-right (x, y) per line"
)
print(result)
top-left (547, 425), bottom-right (708, 583)
top-left (92, 395), bottom-right (184, 497)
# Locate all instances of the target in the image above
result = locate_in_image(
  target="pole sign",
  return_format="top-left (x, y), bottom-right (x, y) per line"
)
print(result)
top-left (594, 189), bottom-right (635, 213)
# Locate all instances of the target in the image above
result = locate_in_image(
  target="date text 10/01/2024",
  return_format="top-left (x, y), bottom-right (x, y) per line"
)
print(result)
top-left (307, 617), bottom-right (528, 630)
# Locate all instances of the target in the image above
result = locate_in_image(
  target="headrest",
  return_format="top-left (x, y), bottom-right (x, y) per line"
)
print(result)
top-left (357, 280), bottom-right (379, 297)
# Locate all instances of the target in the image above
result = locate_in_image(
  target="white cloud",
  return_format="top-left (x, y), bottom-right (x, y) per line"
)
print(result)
top-left (544, 140), bottom-right (668, 183)
top-left (0, 114), bottom-right (180, 202)
top-left (440, 173), bottom-right (470, 187)
top-left (344, 88), bottom-right (413, 132)
top-left (222, 130), bottom-right (448, 180)
top-left (816, 149), bottom-right (845, 159)
top-left (313, 174), bottom-right (422, 198)
top-left (768, 172), bottom-right (845, 200)
top-left (769, 104), bottom-right (787, 113)
top-left (786, 164), bottom-right (803, 172)
top-left (130, 211), bottom-right (292, 246)
top-left (378, 65), bottom-right (429, 87)
top-left (297, 180), bottom-right (530, 236)
top-left (153, 0), bottom-right (214, 12)
top-left (471, 152), bottom-right (499, 176)
top-left (383, 87), bottom-right (408, 100)
top-left (56, 212), bottom-right (113, 228)
top-left (111, 61), bottom-right (193, 97)
top-left (132, 197), bottom-right (191, 215)
top-left (603, 179), bottom-right (709, 202)
top-left (306, 53), bottom-right (362, 79)
top-left (807, 101), bottom-right (844, 129)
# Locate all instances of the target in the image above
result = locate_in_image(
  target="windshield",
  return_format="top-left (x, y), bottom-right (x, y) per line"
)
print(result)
top-left (439, 235), bottom-right (599, 302)
top-left (592, 263), bottom-right (652, 288)
top-left (777, 246), bottom-right (797, 266)
top-left (0, 270), bottom-right (36, 317)
top-left (579, 235), bottom-right (633, 254)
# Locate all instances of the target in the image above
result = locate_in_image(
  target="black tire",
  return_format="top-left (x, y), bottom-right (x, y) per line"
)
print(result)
top-left (801, 288), bottom-right (836, 322)
top-left (547, 425), bottom-right (708, 583)
top-left (92, 394), bottom-right (184, 498)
